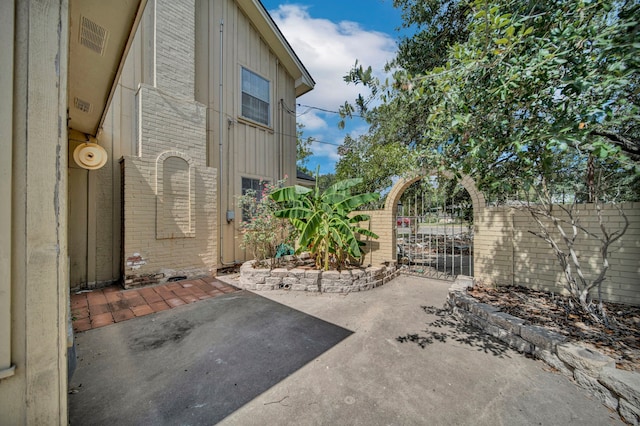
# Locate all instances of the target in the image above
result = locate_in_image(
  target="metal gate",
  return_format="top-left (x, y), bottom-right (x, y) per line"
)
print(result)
top-left (395, 178), bottom-right (474, 281)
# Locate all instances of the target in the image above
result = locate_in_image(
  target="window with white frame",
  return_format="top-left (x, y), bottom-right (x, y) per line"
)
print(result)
top-left (241, 67), bottom-right (270, 126)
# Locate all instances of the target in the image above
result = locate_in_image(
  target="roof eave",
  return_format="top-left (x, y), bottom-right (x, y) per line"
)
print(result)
top-left (295, 76), bottom-right (314, 97)
top-left (67, 0), bottom-right (148, 136)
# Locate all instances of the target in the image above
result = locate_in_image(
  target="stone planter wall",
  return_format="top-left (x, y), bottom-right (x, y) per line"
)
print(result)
top-left (447, 277), bottom-right (640, 425)
top-left (239, 258), bottom-right (398, 293)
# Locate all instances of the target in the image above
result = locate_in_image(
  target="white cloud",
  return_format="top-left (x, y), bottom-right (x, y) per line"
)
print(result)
top-left (310, 139), bottom-right (340, 162)
top-left (348, 123), bottom-right (370, 140)
top-left (268, 4), bottom-right (397, 112)
top-left (296, 110), bottom-right (328, 131)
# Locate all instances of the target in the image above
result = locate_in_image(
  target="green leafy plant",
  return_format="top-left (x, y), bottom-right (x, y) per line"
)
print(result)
top-left (339, 0), bottom-right (639, 198)
top-left (237, 179), bottom-right (295, 269)
top-left (270, 176), bottom-right (380, 271)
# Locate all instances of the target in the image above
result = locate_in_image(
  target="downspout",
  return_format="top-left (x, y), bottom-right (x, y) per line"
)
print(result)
top-left (276, 60), bottom-right (281, 180)
top-left (0, 0), bottom-right (15, 378)
top-left (218, 19), bottom-right (234, 265)
top-left (278, 100), bottom-right (283, 180)
top-left (226, 117), bottom-right (235, 262)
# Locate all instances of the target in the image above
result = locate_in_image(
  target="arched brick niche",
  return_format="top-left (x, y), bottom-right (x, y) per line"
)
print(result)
top-left (156, 151), bottom-right (195, 239)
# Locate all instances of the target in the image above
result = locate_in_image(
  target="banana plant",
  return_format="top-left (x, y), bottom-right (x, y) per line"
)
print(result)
top-left (270, 176), bottom-right (379, 270)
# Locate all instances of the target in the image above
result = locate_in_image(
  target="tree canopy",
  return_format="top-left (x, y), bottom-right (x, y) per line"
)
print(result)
top-left (296, 122), bottom-right (315, 175)
top-left (338, 0), bottom-right (639, 200)
top-left (336, 133), bottom-right (415, 201)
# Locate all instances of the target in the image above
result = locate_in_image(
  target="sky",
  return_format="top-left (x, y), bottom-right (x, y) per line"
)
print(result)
top-left (259, 0), bottom-right (407, 175)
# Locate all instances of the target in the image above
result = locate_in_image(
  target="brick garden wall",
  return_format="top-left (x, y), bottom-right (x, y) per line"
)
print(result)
top-left (474, 202), bottom-right (640, 305)
top-left (358, 209), bottom-right (394, 267)
top-left (363, 172), bottom-right (640, 306)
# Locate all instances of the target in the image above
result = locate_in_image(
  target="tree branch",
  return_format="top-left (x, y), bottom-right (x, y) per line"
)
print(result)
top-left (590, 130), bottom-right (640, 161)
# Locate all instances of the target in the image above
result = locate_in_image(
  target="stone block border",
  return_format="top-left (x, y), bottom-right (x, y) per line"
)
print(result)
top-left (447, 276), bottom-right (640, 425)
top-left (238, 255), bottom-right (399, 293)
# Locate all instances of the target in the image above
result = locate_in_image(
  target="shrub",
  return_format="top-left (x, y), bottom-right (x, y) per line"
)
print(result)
top-left (237, 179), bottom-right (295, 269)
top-left (270, 177), bottom-right (379, 270)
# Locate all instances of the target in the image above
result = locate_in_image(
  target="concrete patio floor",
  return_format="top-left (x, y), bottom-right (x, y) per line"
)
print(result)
top-left (69, 275), bottom-right (622, 425)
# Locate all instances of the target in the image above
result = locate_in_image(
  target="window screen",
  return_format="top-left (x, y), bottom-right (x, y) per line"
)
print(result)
top-left (241, 177), bottom-right (268, 221)
top-left (241, 68), bottom-right (270, 126)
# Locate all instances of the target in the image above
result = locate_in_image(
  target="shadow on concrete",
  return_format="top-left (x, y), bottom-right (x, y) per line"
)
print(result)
top-left (397, 305), bottom-right (512, 358)
top-left (69, 290), bottom-right (352, 425)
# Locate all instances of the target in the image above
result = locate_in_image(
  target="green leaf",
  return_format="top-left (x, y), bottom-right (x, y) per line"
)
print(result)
top-left (352, 227), bottom-right (379, 239)
top-left (273, 207), bottom-right (312, 220)
top-left (323, 178), bottom-right (363, 196)
top-left (349, 213), bottom-right (372, 223)
top-left (270, 185), bottom-right (311, 202)
top-left (335, 193), bottom-right (380, 212)
top-left (298, 212), bottom-right (323, 247)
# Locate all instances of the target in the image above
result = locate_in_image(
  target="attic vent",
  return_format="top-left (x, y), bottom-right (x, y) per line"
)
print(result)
top-left (74, 97), bottom-right (93, 113)
top-left (79, 16), bottom-right (109, 55)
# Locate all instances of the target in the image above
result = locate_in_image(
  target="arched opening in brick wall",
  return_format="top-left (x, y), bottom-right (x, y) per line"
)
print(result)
top-left (360, 171), bottom-right (485, 279)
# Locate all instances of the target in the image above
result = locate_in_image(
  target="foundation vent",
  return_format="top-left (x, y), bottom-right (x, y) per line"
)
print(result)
top-left (79, 16), bottom-right (109, 55)
top-left (73, 97), bottom-right (93, 113)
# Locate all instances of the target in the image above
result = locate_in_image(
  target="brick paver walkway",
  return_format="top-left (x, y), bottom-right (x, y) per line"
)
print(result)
top-left (71, 277), bottom-right (239, 332)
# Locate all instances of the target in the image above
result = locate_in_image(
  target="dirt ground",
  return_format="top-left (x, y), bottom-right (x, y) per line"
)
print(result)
top-left (468, 285), bottom-right (640, 371)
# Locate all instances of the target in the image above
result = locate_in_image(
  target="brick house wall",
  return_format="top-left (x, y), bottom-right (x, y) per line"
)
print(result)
top-left (121, 0), bottom-right (217, 287)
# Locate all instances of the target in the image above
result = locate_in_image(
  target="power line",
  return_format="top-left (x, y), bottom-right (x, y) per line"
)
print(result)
top-left (276, 128), bottom-right (343, 147)
top-left (297, 103), bottom-right (364, 119)
top-left (281, 100), bottom-right (363, 119)
top-left (280, 99), bottom-right (297, 115)
top-left (309, 139), bottom-right (341, 147)
top-left (277, 100), bottom-right (355, 147)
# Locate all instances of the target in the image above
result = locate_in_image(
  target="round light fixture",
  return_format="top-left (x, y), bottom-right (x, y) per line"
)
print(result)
top-left (73, 142), bottom-right (108, 170)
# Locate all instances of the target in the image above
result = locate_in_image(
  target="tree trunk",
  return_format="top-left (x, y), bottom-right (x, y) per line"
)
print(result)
top-left (586, 154), bottom-right (595, 203)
